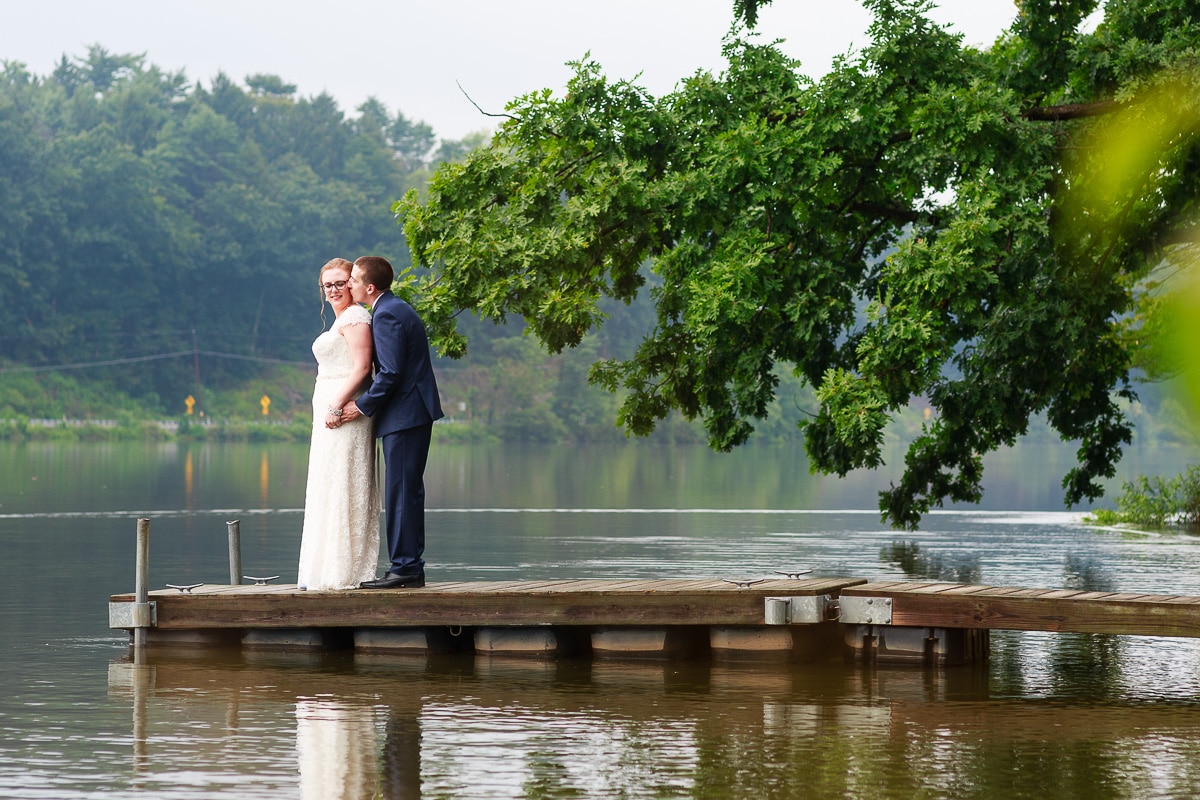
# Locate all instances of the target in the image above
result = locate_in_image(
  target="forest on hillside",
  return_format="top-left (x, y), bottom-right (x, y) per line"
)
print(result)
top-left (0, 47), bottom-right (711, 442)
top-left (0, 48), bottom-right (465, 403)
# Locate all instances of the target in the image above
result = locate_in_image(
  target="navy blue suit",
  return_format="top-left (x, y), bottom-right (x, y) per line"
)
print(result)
top-left (355, 291), bottom-right (443, 578)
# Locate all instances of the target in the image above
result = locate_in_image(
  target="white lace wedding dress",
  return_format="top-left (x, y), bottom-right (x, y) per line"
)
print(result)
top-left (297, 304), bottom-right (380, 590)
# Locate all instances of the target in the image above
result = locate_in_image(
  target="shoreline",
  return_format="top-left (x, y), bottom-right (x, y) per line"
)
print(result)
top-left (0, 416), bottom-right (485, 444)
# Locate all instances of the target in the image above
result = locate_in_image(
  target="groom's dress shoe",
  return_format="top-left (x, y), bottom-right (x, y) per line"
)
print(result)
top-left (360, 573), bottom-right (425, 589)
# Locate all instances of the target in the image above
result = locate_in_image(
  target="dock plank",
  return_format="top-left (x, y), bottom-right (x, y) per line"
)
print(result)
top-left (842, 581), bottom-right (1200, 637)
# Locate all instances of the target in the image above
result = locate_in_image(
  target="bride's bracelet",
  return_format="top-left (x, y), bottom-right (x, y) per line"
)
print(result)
top-left (327, 405), bottom-right (343, 417)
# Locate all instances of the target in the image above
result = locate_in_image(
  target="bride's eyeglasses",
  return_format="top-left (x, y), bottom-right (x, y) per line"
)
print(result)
top-left (321, 280), bottom-right (349, 292)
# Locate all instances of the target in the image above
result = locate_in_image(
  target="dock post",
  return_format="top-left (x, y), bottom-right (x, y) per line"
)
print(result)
top-left (226, 520), bottom-right (242, 585)
top-left (134, 518), bottom-right (150, 649)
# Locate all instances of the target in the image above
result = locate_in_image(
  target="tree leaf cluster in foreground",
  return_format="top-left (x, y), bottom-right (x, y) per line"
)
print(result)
top-left (400, 0), bottom-right (1200, 527)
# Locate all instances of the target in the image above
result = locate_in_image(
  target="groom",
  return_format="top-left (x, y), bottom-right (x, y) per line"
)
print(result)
top-left (341, 256), bottom-right (443, 589)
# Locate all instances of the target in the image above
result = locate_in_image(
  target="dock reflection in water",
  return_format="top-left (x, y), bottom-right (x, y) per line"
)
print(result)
top-left (106, 639), bottom-right (1200, 800)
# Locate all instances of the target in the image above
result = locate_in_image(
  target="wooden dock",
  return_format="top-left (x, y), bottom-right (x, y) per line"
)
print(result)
top-left (110, 577), bottom-right (859, 660)
top-left (108, 577), bottom-right (1200, 665)
top-left (110, 577), bottom-right (856, 628)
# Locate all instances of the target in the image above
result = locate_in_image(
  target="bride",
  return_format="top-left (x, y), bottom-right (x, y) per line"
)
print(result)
top-left (297, 258), bottom-right (380, 590)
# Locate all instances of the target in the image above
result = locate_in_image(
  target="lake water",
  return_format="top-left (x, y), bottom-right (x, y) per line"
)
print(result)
top-left (2, 438), bottom-right (1200, 799)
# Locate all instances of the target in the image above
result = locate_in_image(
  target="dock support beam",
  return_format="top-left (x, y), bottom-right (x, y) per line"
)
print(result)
top-left (475, 627), bottom-right (562, 656)
top-left (227, 520), bottom-right (242, 585)
top-left (133, 518), bottom-right (150, 649)
top-left (591, 627), bottom-right (707, 659)
top-left (356, 627), bottom-right (460, 654)
top-left (843, 625), bottom-right (989, 666)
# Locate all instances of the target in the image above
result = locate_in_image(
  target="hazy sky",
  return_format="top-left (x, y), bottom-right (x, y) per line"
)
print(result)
top-left (4, 1), bottom-right (1028, 141)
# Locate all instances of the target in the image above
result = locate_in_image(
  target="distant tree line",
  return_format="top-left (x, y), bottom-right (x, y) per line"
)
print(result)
top-left (0, 46), bottom-right (484, 412)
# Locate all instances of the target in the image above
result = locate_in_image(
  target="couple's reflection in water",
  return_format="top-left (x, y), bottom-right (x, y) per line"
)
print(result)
top-left (112, 647), bottom-right (425, 800)
top-left (295, 696), bottom-right (420, 800)
top-left (111, 634), bottom-right (1200, 800)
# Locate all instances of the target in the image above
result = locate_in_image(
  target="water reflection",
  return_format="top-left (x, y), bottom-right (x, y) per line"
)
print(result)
top-left (1055, 553), bottom-right (1125, 699)
top-left (105, 646), bottom-right (1200, 800)
top-left (880, 540), bottom-right (982, 583)
top-left (184, 449), bottom-right (194, 507)
top-left (259, 451), bottom-right (270, 510)
top-left (108, 653), bottom-right (155, 776)
top-left (295, 698), bottom-right (379, 800)
top-left (380, 711), bottom-right (422, 800)
top-left (1063, 553), bottom-right (1117, 592)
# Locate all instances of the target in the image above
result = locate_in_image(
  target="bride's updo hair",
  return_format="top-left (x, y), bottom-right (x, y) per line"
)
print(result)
top-left (320, 257), bottom-right (353, 284)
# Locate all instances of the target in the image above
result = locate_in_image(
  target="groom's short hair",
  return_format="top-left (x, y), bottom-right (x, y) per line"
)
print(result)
top-left (354, 256), bottom-right (394, 292)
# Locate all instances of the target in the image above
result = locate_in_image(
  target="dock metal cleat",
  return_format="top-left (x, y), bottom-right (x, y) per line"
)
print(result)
top-left (722, 578), bottom-right (766, 589)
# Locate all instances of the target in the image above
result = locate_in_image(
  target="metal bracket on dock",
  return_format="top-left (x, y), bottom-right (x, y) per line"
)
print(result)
top-left (839, 596), bottom-right (892, 625)
top-left (108, 601), bottom-right (157, 630)
top-left (764, 595), bottom-right (832, 624)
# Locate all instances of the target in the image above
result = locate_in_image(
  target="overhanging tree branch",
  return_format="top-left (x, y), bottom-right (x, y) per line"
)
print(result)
top-left (1022, 100), bottom-right (1120, 121)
